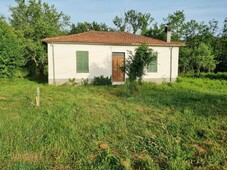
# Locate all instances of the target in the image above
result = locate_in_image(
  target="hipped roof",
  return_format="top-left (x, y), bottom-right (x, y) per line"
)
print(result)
top-left (42, 31), bottom-right (185, 47)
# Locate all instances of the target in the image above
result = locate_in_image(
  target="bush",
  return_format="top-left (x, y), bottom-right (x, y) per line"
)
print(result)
top-left (0, 18), bottom-right (22, 78)
top-left (68, 78), bottom-right (77, 86)
top-left (81, 78), bottom-right (89, 86)
top-left (181, 72), bottom-right (227, 80)
top-left (14, 69), bottom-right (29, 78)
top-left (200, 72), bottom-right (227, 80)
top-left (92, 76), bottom-right (112, 86)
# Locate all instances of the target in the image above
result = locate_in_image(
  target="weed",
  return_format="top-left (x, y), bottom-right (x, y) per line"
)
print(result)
top-left (0, 77), bottom-right (226, 169)
top-left (92, 75), bottom-right (112, 86)
top-left (68, 78), bottom-right (77, 86)
top-left (81, 78), bottom-right (89, 86)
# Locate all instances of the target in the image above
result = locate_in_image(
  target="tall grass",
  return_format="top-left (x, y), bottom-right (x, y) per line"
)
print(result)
top-left (181, 72), bottom-right (227, 80)
top-left (0, 77), bottom-right (226, 169)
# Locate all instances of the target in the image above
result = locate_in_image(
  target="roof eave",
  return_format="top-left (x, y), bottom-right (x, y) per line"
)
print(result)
top-left (42, 40), bottom-right (185, 47)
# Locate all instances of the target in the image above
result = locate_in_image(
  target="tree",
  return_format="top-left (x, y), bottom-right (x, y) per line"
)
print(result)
top-left (178, 19), bottom-right (220, 74)
top-left (179, 47), bottom-right (192, 73)
top-left (9, 0), bottom-right (70, 77)
top-left (70, 21), bottom-right (111, 34)
top-left (123, 44), bottom-right (157, 92)
top-left (143, 23), bottom-right (166, 41)
top-left (113, 16), bottom-right (126, 32)
top-left (182, 20), bottom-right (200, 48)
top-left (163, 10), bottom-right (185, 41)
top-left (223, 18), bottom-right (227, 37)
top-left (193, 43), bottom-right (217, 75)
top-left (193, 20), bottom-right (221, 72)
top-left (0, 18), bottom-right (22, 78)
top-left (215, 18), bottom-right (227, 72)
top-left (113, 10), bottom-right (153, 34)
top-left (197, 20), bottom-right (218, 46)
top-left (203, 54), bottom-right (217, 72)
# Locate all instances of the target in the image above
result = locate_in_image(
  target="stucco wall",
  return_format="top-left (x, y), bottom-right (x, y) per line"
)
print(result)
top-left (48, 43), bottom-right (179, 84)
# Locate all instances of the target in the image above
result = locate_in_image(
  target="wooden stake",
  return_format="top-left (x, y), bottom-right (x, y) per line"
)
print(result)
top-left (36, 87), bottom-right (40, 107)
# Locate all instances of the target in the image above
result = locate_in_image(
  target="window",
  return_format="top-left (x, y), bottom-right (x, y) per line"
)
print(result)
top-left (76, 51), bottom-right (89, 73)
top-left (112, 52), bottom-right (125, 57)
top-left (147, 56), bottom-right (157, 72)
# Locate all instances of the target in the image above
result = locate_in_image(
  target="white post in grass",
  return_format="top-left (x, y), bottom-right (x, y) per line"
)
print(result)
top-left (36, 87), bottom-right (40, 107)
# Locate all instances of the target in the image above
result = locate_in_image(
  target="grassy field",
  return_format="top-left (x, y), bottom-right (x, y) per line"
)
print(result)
top-left (0, 77), bottom-right (226, 169)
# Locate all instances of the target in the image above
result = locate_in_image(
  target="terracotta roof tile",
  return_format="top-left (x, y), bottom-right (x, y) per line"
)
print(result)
top-left (42, 31), bottom-right (185, 47)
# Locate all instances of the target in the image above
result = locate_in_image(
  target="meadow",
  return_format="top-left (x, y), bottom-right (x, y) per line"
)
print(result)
top-left (0, 77), bottom-right (226, 169)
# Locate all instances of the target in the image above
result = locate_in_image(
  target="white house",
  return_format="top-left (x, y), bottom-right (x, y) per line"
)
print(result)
top-left (42, 30), bottom-right (184, 85)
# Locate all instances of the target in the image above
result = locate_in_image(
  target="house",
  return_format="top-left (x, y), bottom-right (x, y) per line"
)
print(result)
top-left (42, 30), bottom-right (184, 85)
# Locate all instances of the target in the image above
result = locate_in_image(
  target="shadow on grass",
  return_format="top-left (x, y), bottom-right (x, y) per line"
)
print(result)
top-left (155, 88), bottom-right (225, 115)
top-left (25, 75), bottom-right (48, 84)
top-left (113, 83), bottom-right (227, 116)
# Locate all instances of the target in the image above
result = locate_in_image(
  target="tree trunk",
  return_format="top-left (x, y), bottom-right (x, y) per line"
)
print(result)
top-left (196, 67), bottom-right (200, 76)
top-left (208, 67), bottom-right (211, 73)
top-left (138, 77), bottom-right (142, 85)
top-left (182, 66), bottom-right (186, 74)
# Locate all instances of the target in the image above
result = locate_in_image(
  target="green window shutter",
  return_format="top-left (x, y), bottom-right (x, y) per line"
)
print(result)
top-left (76, 51), bottom-right (89, 73)
top-left (147, 56), bottom-right (157, 72)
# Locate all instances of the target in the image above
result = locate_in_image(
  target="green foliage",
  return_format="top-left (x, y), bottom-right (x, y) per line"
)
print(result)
top-left (1, 2), bottom-right (226, 78)
top-left (163, 10), bottom-right (185, 41)
top-left (179, 47), bottom-right (192, 73)
top-left (183, 19), bottom-right (218, 48)
top-left (0, 18), bottom-right (22, 78)
top-left (2, 3), bottom-right (226, 78)
top-left (70, 21), bottom-right (112, 34)
top-left (223, 18), bottom-right (227, 37)
top-left (179, 18), bottom-right (222, 73)
top-left (193, 43), bottom-right (217, 75)
top-left (68, 78), bottom-right (77, 86)
top-left (112, 9), bottom-right (225, 73)
top-left (113, 9), bottom-right (153, 34)
top-left (0, 78), bottom-right (226, 169)
top-left (123, 44), bottom-right (158, 87)
top-left (181, 72), bottom-right (227, 80)
top-left (9, 0), bottom-right (70, 77)
top-left (81, 78), bottom-right (89, 86)
top-left (215, 18), bottom-right (227, 72)
top-left (113, 16), bottom-right (126, 32)
top-left (183, 20), bottom-right (199, 40)
top-left (92, 75), bottom-right (112, 86)
top-left (143, 23), bottom-right (166, 40)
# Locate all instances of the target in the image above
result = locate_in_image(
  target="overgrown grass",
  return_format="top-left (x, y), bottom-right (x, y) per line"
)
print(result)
top-left (0, 77), bottom-right (226, 169)
top-left (181, 72), bottom-right (227, 80)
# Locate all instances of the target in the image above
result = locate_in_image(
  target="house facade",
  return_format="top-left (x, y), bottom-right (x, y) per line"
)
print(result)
top-left (42, 31), bottom-right (184, 85)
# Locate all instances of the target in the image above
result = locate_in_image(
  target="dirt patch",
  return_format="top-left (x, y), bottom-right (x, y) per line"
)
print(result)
top-left (99, 143), bottom-right (109, 150)
top-left (12, 152), bottom-right (42, 163)
top-left (88, 153), bottom-right (96, 162)
top-left (10, 114), bottom-right (20, 120)
top-left (0, 96), bottom-right (6, 100)
top-left (193, 144), bottom-right (206, 154)
top-left (50, 164), bottom-right (71, 170)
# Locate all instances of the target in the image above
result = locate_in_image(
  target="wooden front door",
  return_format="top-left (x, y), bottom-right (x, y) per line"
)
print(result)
top-left (112, 53), bottom-right (125, 82)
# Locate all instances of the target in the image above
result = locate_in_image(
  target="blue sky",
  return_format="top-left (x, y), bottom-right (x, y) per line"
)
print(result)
top-left (0, 0), bottom-right (226, 29)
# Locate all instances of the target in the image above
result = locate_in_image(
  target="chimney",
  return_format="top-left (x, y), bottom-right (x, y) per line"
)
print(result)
top-left (165, 26), bottom-right (171, 42)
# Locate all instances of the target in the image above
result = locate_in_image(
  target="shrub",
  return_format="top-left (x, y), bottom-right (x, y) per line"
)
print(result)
top-left (123, 44), bottom-right (158, 84)
top-left (68, 78), bottom-right (77, 86)
top-left (81, 78), bottom-right (89, 86)
top-left (181, 72), bottom-right (227, 80)
top-left (200, 72), bottom-right (227, 80)
top-left (0, 18), bottom-right (22, 78)
top-left (92, 76), bottom-right (112, 86)
top-left (122, 44), bottom-right (157, 94)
